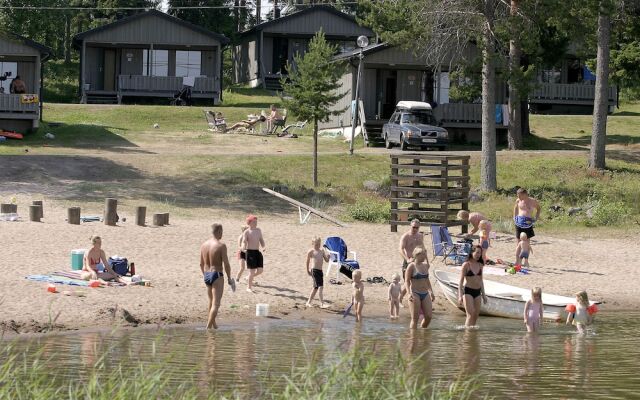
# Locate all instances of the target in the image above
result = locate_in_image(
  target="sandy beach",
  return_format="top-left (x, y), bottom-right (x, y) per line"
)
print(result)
top-left (0, 195), bottom-right (636, 335)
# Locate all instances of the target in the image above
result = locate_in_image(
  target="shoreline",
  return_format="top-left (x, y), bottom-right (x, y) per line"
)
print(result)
top-left (1, 196), bottom-right (637, 335)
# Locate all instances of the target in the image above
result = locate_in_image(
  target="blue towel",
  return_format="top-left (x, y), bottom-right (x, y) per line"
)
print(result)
top-left (514, 215), bottom-right (535, 228)
top-left (25, 274), bottom-right (90, 286)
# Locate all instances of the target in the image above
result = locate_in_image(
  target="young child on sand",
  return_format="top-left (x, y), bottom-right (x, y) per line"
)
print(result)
top-left (243, 215), bottom-right (265, 293)
top-left (515, 232), bottom-right (533, 267)
top-left (566, 290), bottom-right (595, 334)
top-left (388, 273), bottom-right (402, 319)
top-left (478, 220), bottom-right (491, 263)
top-left (523, 287), bottom-right (544, 332)
top-left (352, 270), bottom-right (365, 322)
top-left (235, 225), bottom-right (248, 282)
top-left (306, 237), bottom-right (330, 308)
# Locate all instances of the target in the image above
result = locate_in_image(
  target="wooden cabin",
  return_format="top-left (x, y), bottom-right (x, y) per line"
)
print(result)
top-left (73, 10), bottom-right (229, 104)
top-left (0, 33), bottom-right (51, 132)
top-left (233, 5), bottom-right (374, 90)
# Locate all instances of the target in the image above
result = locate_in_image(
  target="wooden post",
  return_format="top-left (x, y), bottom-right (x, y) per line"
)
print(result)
top-left (162, 212), bottom-right (170, 225)
top-left (29, 205), bottom-right (42, 222)
top-left (461, 157), bottom-right (470, 234)
top-left (153, 213), bottom-right (164, 226)
top-left (68, 207), bottom-right (81, 225)
top-left (104, 198), bottom-right (118, 226)
top-left (32, 200), bottom-right (43, 219)
top-left (390, 155), bottom-right (399, 232)
top-left (135, 206), bottom-right (146, 226)
top-left (1, 204), bottom-right (16, 214)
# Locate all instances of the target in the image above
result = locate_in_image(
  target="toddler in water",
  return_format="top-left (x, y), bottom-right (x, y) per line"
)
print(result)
top-left (352, 270), bottom-right (365, 322)
top-left (566, 290), bottom-right (595, 334)
top-left (305, 237), bottom-right (330, 308)
top-left (388, 273), bottom-right (402, 319)
top-left (515, 232), bottom-right (533, 268)
top-left (235, 225), bottom-right (248, 282)
top-left (523, 287), bottom-right (544, 332)
top-left (478, 220), bottom-right (492, 263)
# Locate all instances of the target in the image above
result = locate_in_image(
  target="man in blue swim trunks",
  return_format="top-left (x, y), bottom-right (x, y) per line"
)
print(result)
top-left (513, 188), bottom-right (541, 241)
top-left (200, 223), bottom-right (235, 329)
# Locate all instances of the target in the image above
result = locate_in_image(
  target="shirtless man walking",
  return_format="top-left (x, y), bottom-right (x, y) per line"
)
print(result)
top-left (243, 215), bottom-right (266, 293)
top-left (200, 223), bottom-right (234, 329)
top-left (513, 188), bottom-right (541, 241)
top-left (398, 219), bottom-right (426, 305)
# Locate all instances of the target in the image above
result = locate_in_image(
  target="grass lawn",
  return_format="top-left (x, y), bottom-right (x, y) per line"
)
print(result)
top-left (1, 92), bottom-right (639, 234)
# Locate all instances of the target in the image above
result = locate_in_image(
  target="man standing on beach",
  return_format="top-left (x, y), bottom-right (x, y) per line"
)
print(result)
top-left (243, 215), bottom-right (266, 293)
top-left (513, 188), bottom-right (541, 240)
top-left (398, 219), bottom-right (426, 305)
top-left (200, 223), bottom-right (234, 329)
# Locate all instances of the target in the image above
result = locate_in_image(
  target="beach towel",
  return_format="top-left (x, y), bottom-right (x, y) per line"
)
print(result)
top-left (26, 274), bottom-right (90, 286)
top-left (80, 216), bottom-right (101, 222)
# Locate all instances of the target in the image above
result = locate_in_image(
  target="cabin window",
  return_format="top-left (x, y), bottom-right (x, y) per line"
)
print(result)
top-left (142, 49), bottom-right (169, 77)
top-left (176, 51), bottom-right (201, 77)
top-left (0, 62), bottom-right (17, 93)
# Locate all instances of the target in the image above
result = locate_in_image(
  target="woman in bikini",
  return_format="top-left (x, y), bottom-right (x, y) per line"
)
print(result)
top-left (404, 247), bottom-right (435, 329)
top-left (458, 245), bottom-right (488, 327)
top-left (81, 236), bottom-right (124, 283)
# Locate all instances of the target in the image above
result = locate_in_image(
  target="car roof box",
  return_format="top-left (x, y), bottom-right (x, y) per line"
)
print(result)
top-left (396, 101), bottom-right (432, 111)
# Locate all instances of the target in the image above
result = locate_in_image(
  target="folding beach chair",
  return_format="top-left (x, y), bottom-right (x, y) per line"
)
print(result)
top-left (204, 110), bottom-right (227, 133)
top-left (430, 225), bottom-right (470, 265)
top-left (277, 120), bottom-right (307, 137)
top-left (267, 109), bottom-right (288, 135)
top-left (324, 237), bottom-right (360, 281)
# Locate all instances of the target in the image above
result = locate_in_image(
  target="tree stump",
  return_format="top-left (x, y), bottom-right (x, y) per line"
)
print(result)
top-left (162, 212), bottom-right (170, 225)
top-left (68, 207), bottom-right (81, 225)
top-left (153, 213), bottom-right (164, 226)
top-left (32, 200), bottom-right (43, 219)
top-left (135, 206), bottom-right (147, 226)
top-left (104, 198), bottom-right (118, 226)
top-left (1, 204), bottom-right (17, 214)
top-left (29, 205), bottom-right (42, 222)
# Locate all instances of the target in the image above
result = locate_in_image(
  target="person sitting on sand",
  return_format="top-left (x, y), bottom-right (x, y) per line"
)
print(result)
top-left (243, 215), bottom-right (265, 293)
top-left (457, 210), bottom-right (490, 237)
top-left (200, 223), bottom-right (235, 329)
top-left (228, 115), bottom-right (266, 131)
top-left (305, 236), bottom-right (330, 308)
top-left (81, 236), bottom-right (125, 283)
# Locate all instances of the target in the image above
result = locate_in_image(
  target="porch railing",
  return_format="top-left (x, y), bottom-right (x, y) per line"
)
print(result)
top-left (433, 103), bottom-right (482, 125)
top-left (117, 75), bottom-right (219, 94)
top-left (0, 94), bottom-right (39, 115)
top-left (529, 83), bottom-right (617, 104)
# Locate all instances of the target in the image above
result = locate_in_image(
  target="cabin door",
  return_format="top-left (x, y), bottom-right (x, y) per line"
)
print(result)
top-left (272, 37), bottom-right (289, 75)
top-left (103, 49), bottom-right (116, 91)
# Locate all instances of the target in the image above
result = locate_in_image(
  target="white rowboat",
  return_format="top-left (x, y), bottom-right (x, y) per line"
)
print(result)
top-left (434, 270), bottom-right (600, 321)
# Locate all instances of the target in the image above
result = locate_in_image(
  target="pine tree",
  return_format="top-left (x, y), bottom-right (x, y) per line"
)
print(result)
top-left (280, 31), bottom-right (346, 187)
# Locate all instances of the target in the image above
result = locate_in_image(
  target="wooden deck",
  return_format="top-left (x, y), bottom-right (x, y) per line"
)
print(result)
top-left (0, 94), bottom-right (39, 120)
top-left (117, 75), bottom-right (220, 98)
top-left (529, 83), bottom-right (617, 105)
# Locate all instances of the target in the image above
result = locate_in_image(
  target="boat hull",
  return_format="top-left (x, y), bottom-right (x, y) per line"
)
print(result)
top-left (434, 270), bottom-right (578, 321)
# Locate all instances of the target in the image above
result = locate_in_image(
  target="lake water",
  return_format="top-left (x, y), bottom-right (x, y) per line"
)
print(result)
top-left (2, 312), bottom-right (639, 399)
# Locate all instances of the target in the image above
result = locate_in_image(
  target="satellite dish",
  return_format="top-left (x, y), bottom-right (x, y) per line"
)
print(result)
top-left (356, 35), bottom-right (369, 48)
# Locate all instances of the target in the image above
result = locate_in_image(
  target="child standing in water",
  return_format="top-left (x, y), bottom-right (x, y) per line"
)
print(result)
top-left (352, 270), bottom-right (365, 322)
top-left (305, 237), bottom-right (330, 308)
top-left (478, 220), bottom-right (491, 264)
top-left (524, 287), bottom-right (544, 332)
top-left (235, 225), bottom-right (248, 282)
top-left (566, 290), bottom-right (594, 334)
top-left (388, 273), bottom-right (402, 319)
top-left (515, 232), bottom-right (533, 267)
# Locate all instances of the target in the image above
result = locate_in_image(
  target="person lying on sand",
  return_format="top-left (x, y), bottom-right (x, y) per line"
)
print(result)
top-left (81, 236), bottom-right (125, 283)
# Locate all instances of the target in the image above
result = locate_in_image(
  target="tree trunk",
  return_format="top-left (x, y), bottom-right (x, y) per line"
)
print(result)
top-left (104, 198), bottom-right (118, 226)
top-left (313, 118), bottom-right (318, 187)
top-left (507, 0), bottom-right (523, 150)
top-left (64, 13), bottom-right (72, 64)
top-left (274, 0), bottom-right (280, 18)
top-left (481, 0), bottom-right (498, 192)
top-left (521, 100), bottom-right (530, 136)
top-left (256, 0), bottom-right (261, 24)
top-left (589, 10), bottom-right (611, 170)
top-left (234, 0), bottom-right (240, 31)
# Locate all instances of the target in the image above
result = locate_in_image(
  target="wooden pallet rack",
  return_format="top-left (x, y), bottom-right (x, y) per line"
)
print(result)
top-left (389, 153), bottom-right (470, 232)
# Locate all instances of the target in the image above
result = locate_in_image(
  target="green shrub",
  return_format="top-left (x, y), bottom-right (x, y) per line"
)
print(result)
top-left (587, 199), bottom-right (631, 226)
top-left (346, 197), bottom-right (390, 223)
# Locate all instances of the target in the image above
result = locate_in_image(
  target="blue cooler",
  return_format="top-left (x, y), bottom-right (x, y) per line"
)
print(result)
top-left (71, 249), bottom-right (85, 270)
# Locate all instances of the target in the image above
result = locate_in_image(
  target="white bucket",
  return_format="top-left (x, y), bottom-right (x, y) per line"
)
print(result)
top-left (256, 303), bottom-right (269, 317)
